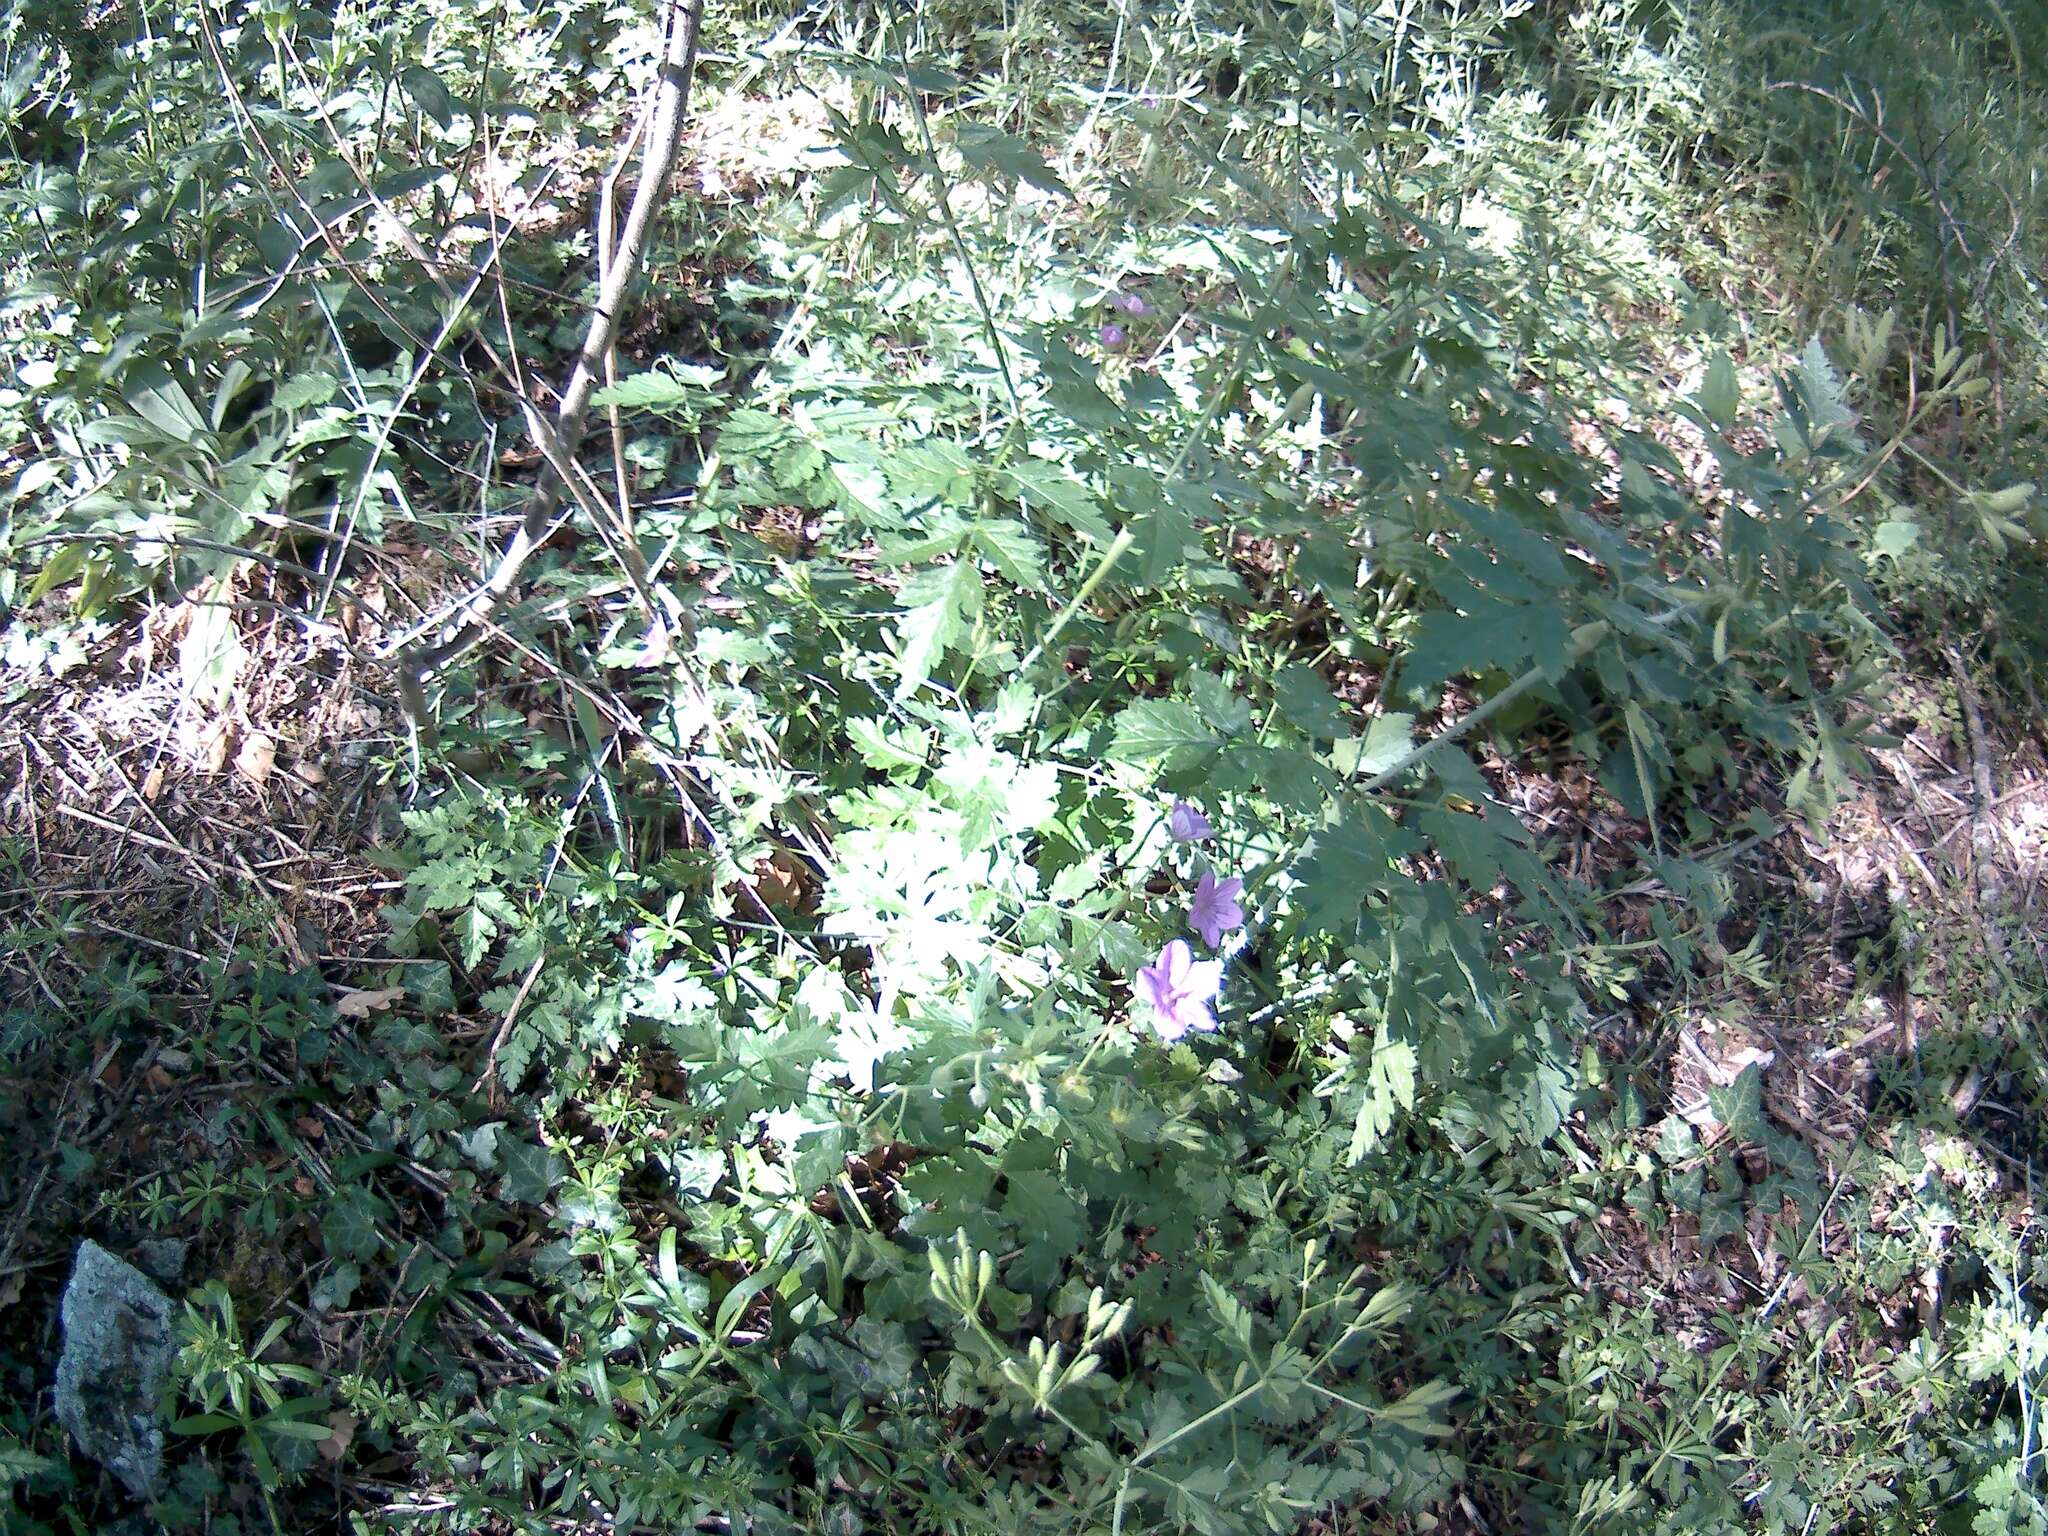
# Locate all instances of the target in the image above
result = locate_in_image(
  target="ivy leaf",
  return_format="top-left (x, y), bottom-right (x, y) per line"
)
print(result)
top-left (1707, 1063), bottom-right (1767, 1143)
top-left (320, 1192), bottom-right (382, 1262)
top-left (1106, 699), bottom-right (1220, 769)
top-left (500, 1139), bottom-right (564, 1205)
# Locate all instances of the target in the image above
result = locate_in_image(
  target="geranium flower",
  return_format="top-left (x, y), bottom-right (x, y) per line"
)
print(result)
top-left (1098, 322), bottom-right (1126, 348)
top-left (1135, 939), bottom-right (1223, 1041)
top-left (1115, 293), bottom-right (1149, 316)
top-left (1167, 800), bottom-right (1212, 843)
top-left (1188, 870), bottom-right (1244, 949)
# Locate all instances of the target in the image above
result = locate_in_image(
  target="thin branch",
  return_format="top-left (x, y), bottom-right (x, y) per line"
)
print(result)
top-left (397, 0), bottom-right (706, 718)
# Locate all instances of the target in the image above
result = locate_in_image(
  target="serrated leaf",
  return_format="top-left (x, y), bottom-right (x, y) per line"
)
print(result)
top-left (1332, 711), bottom-right (1414, 778)
top-left (972, 519), bottom-right (1048, 590)
top-left (847, 716), bottom-right (933, 773)
top-left (1000, 462), bottom-right (1112, 543)
top-left (272, 371), bottom-right (338, 414)
top-left (588, 368), bottom-right (723, 414)
top-left (1003, 1169), bottom-right (1082, 1290)
top-left (1271, 664), bottom-right (1347, 740)
top-left (1106, 699), bottom-right (1220, 769)
top-left (954, 123), bottom-right (1069, 196)
top-left (1404, 601), bottom-right (1570, 698)
top-left (1346, 1036), bottom-right (1417, 1163)
top-left (893, 561), bottom-right (983, 700)
top-left (1698, 349), bottom-right (1739, 429)
top-left (1797, 334), bottom-right (1857, 443)
top-left (1294, 815), bottom-right (1398, 935)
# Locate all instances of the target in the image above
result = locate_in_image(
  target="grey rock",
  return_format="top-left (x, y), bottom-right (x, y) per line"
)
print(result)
top-left (130, 1239), bottom-right (188, 1287)
top-left (54, 1240), bottom-right (177, 1499)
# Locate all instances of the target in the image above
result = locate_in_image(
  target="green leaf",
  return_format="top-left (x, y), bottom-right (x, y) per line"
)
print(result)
top-left (400, 65), bottom-right (459, 129)
top-left (954, 123), bottom-right (1069, 196)
top-left (1332, 711), bottom-right (1415, 778)
top-left (271, 371), bottom-right (338, 414)
top-left (1106, 699), bottom-right (1220, 769)
top-left (1271, 664), bottom-right (1347, 740)
top-left (1873, 520), bottom-right (1921, 560)
top-left (893, 561), bottom-right (984, 700)
top-left (999, 463), bottom-right (1112, 544)
top-left (972, 519), bottom-right (1049, 590)
top-left (124, 361), bottom-right (208, 445)
top-left (1798, 334), bottom-right (1855, 439)
top-left (1698, 348), bottom-right (1739, 429)
top-left (1378, 1378), bottom-right (1458, 1437)
top-left (1346, 1036), bottom-right (1418, 1163)
top-left (1404, 601), bottom-right (1570, 698)
top-left (1003, 1169), bottom-right (1083, 1290)
top-left (1706, 1063), bottom-right (1767, 1143)
top-left (1293, 815), bottom-right (1400, 935)
top-left (500, 1139), bottom-right (564, 1204)
top-left (589, 367), bottom-right (723, 415)
top-left (320, 1193), bottom-right (381, 1262)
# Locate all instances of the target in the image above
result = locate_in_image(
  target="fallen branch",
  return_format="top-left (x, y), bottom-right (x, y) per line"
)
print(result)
top-left (395, 0), bottom-right (706, 733)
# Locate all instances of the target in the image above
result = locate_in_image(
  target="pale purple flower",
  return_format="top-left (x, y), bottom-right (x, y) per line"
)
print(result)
top-left (1098, 322), bottom-right (1126, 348)
top-left (1138, 92), bottom-right (1159, 110)
top-left (1115, 293), bottom-right (1149, 316)
top-left (1167, 800), bottom-right (1212, 843)
top-left (1188, 870), bottom-right (1244, 948)
top-left (1135, 938), bottom-right (1223, 1041)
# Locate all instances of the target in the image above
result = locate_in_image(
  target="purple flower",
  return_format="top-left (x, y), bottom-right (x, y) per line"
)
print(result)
top-left (1139, 92), bottom-right (1159, 110)
top-left (1167, 800), bottom-right (1212, 843)
top-left (1098, 322), bottom-right (1127, 348)
top-left (1188, 870), bottom-right (1245, 949)
top-left (1116, 293), bottom-right (1149, 316)
top-left (1135, 939), bottom-right (1223, 1041)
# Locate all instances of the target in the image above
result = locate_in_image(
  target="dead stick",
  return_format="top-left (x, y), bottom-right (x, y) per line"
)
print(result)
top-left (398, 0), bottom-right (704, 720)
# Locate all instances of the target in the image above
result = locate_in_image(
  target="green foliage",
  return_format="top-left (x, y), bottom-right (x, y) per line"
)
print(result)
top-left (2, 0), bottom-right (2045, 1533)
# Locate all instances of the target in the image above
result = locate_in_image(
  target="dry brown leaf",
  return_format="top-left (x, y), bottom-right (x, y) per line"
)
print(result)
top-left (141, 764), bottom-right (165, 802)
top-left (335, 985), bottom-right (406, 1019)
top-left (317, 1411), bottom-right (357, 1463)
top-left (749, 849), bottom-right (813, 913)
top-left (236, 731), bottom-right (276, 785)
top-left (197, 720), bottom-right (234, 774)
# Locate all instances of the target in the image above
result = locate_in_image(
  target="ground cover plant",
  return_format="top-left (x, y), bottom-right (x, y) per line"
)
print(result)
top-left (1, 0), bottom-right (2046, 1532)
